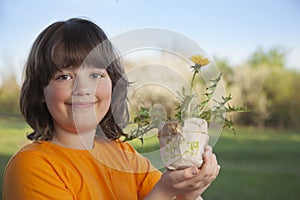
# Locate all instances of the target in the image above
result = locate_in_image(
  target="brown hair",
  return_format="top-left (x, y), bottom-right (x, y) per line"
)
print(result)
top-left (20, 18), bottom-right (129, 141)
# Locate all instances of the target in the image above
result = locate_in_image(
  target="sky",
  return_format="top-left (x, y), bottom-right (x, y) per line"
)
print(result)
top-left (0, 0), bottom-right (299, 79)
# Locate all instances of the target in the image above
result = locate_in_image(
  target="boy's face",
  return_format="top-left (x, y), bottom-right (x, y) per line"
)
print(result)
top-left (43, 66), bottom-right (112, 135)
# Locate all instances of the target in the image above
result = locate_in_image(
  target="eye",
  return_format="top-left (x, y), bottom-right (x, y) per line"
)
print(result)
top-left (89, 72), bottom-right (104, 80)
top-left (55, 74), bottom-right (73, 81)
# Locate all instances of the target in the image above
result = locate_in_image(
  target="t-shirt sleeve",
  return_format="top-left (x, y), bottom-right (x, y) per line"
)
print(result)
top-left (2, 151), bottom-right (74, 200)
top-left (135, 160), bottom-right (162, 200)
top-left (120, 142), bottom-right (162, 200)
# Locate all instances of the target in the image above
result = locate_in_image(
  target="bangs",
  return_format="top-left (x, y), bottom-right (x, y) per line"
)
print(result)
top-left (52, 38), bottom-right (93, 70)
top-left (48, 20), bottom-right (116, 76)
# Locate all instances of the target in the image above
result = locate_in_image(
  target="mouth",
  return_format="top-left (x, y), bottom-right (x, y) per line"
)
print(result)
top-left (66, 101), bottom-right (97, 109)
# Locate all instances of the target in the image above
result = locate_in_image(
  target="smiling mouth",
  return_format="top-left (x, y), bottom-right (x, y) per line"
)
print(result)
top-left (66, 102), bottom-right (97, 109)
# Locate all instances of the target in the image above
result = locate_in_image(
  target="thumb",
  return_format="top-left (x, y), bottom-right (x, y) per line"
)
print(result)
top-left (168, 167), bottom-right (199, 183)
top-left (187, 167), bottom-right (199, 177)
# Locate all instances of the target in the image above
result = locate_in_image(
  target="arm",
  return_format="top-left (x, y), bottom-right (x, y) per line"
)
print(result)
top-left (144, 145), bottom-right (220, 200)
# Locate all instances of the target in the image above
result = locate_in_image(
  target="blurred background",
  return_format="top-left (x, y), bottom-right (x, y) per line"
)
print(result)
top-left (1, 0), bottom-right (299, 199)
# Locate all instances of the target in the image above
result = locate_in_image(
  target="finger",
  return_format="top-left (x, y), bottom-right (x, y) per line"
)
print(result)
top-left (208, 154), bottom-right (220, 179)
top-left (203, 145), bottom-right (212, 158)
top-left (200, 153), bottom-right (219, 179)
top-left (181, 155), bottom-right (220, 192)
top-left (163, 167), bottom-right (203, 193)
top-left (204, 133), bottom-right (209, 145)
top-left (206, 163), bottom-right (221, 183)
top-left (214, 164), bottom-right (221, 178)
top-left (202, 153), bottom-right (215, 171)
top-left (167, 167), bottom-right (199, 183)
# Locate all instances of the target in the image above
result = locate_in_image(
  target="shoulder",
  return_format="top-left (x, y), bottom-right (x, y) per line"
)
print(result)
top-left (10, 141), bottom-right (57, 158)
top-left (3, 142), bottom-right (57, 189)
top-left (5, 142), bottom-right (55, 172)
top-left (3, 142), bottom-right (76, 199)
top-left (4, 141), bottom-right (85, 187)
top-left (4, 140), bottom-right (75, 176)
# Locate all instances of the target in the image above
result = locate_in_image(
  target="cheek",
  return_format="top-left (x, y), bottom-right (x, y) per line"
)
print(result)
top-left (43, 85), bottom-right (71, 111)
top-left (94, 80), bottom-right (112, 121)
top-left (97, 79), bottom-right (112, 101)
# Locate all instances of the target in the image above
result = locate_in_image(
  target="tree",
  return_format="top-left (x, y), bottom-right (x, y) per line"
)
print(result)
top-left (0, 73), bottom-right (21, 116)
top-left (264, 68), bottom-right (300, 128)
top-left (236, 47), bottom-right (300, 129)
top-left (230, 64), bottom-right (271, 128)
top-left (213, 56), bottom-right (235, 86)
top-left (248, 47), bottom-right (286, 69)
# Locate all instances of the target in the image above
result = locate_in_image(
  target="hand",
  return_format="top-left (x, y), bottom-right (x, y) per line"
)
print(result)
top-left (145, 145), bottom-right (220, 200)
top-left (176, 145), bottom-right (221, 200)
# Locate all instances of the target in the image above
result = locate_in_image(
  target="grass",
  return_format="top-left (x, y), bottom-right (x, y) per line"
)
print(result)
top-left (129, 127), bottom-right (300, 199)
top-left (0, 117), bottom-right (30, 155)
top-left (1, 118), bottom-right (300, 200)
top-left (202, 127), bottom-right (300, 200)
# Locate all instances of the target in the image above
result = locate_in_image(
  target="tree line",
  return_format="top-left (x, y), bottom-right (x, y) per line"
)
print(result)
top-left (216, 47), bottom-right (300, 129)
top-left (0, 47), bottom-right (299, 129)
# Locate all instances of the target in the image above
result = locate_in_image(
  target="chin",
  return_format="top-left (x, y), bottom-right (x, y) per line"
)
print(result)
top-left (72, 120), bottom-right (98, 133)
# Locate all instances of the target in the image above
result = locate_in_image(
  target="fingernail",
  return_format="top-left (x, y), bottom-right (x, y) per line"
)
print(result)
top-left (204, 150), bottom-right (212, 158)
top-left (191, 167), bottom-right (198, 176)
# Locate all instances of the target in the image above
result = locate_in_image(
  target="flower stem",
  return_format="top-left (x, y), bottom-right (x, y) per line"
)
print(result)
top-left (190, 69), bottom-right (197, 95)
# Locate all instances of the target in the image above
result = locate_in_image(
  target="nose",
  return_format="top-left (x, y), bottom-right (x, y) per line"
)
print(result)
top-left (72, 77), bottom-right (91, 96)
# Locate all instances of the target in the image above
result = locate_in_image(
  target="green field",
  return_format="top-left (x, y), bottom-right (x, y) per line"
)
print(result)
top-left (1, 118), bottom-right (300, 200)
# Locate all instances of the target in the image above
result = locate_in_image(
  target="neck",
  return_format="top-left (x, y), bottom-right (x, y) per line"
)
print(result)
top-left (51, 126), bottom-right (96, 150)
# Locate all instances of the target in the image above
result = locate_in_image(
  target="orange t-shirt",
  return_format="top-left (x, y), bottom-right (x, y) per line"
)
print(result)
top-left (3, 138), bottom-right (162, 200)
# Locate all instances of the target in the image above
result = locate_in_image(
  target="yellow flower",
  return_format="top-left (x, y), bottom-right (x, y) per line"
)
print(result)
top-left (191, 55), bottom-right (210, 66)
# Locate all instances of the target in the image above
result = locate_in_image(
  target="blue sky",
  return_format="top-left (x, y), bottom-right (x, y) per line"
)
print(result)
top-left (0, 0), bottom-right (299, 77)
